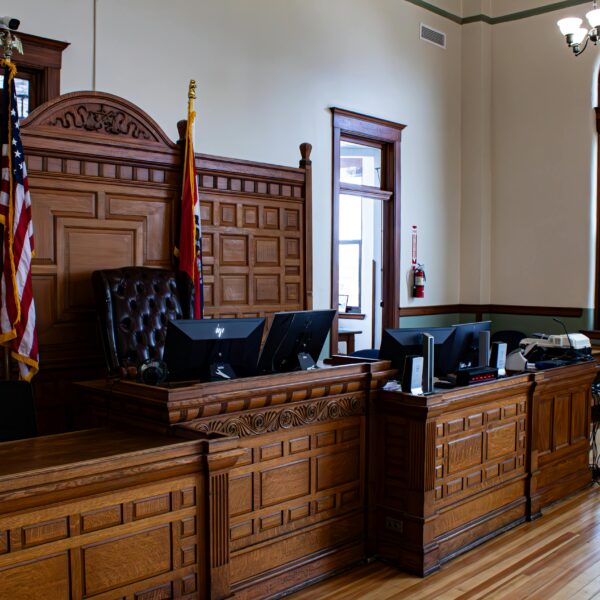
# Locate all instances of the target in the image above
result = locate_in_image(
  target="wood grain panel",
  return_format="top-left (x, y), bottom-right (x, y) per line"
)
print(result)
top-left (83, 525), bottom-right (171, 594)
top-left (260, 459), bottom-right (310, 507)
top-left (0, 553), bottom-right (70, 600)
top-left (21, 91), bottom-right (312, 434)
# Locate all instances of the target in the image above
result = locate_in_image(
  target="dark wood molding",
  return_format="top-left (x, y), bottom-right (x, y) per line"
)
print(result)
top-left (339, 313), bottom-right (366, 320)
top-left (331, 108), bottom-right (405, 354)
top-left (595, 104), bottom-right (600, 328)
top-left (13, 32), bottom-right (69, 111)
top-left (398, 304), bottom-right (585, 319)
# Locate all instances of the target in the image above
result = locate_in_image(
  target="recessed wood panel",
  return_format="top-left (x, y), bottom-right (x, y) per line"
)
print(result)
top-left (221, 275), bottom-right (248, 304)
top-left (61, 219), bottom-right (143, 311)
top-left (447, 433), bottom-right (483, 475)
top-left (536, 396), bottom-right (553, 455)
top-left (261, 459), bottom-right (310, 508)
top-left (83, 526), bottom-right (171, 595)
top-left (220, 203), bottom-right (237, 226)
top-left (230, 474), bottom-right (253, 517)
top-left (263, 207), bottom-right (279, 229)
top-left (255, 275), bottom-right (280, 304)
top-left (0, 553), bottom-right (70, 600)
top-left (22, 518), bottom-right (68, 547)
top-left (31, 275), bottom-right (56, 334)
top-left (487, 422), bottom-right (517, 460)
top-left (316, 447), bottom-right (360, 491)
top-left (81, 505), bottom-right (123, 533)
top-left (135, 583), bottom-right (172, 600)
top-left (285, 238), bottom-right (300, 259)
top-left (243, 206), bottom-right (258, 227)
top-left (553, 394), bottom-right (571, 450)
top-left (221, 235), bottom-right (248, 266)
top-left (571, 390), bottom-right (587, 443)
top-left (285, 209), bottom-right (300, 231)
top-left (133, 494), bottom-right (171, 520)
top-left (255, 238), bottom-right (280, 266)
top-left (286, 283), bottom-right (300, 303)
top-left (202, 233), bottom-right (214, 257)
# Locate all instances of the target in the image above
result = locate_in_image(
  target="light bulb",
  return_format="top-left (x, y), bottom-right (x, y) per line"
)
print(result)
top-left (587, 8), bottom-right (600, 27)
top-left (572, 27), bottom-right (589, 45)
top-left (558, 17), bottom-right (583, 36)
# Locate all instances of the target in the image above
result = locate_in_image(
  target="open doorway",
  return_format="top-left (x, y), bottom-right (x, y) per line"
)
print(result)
top-left (331, 109), bottom-right (405, 356)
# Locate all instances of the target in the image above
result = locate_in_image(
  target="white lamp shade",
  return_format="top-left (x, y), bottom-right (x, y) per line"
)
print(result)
top-left (573, 27), bottom-right (589, 44)
top-left (558, 17), bottom-right (583, 35)
top-left (587, 8), bottom-right (600, 27)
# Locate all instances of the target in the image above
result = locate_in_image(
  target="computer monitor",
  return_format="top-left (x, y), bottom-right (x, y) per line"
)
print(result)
top-left (379, 327), bottom-right (456, 379)
top-left (163, 318), bottom-right (265, 382)
top-left (446, 321), bottom-right (492, 373)
top-left (258, 309), bottom-right (336, 374)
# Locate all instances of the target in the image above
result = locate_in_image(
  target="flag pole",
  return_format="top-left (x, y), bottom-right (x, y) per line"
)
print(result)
top-left (0, 27), bottom-right (17, 381)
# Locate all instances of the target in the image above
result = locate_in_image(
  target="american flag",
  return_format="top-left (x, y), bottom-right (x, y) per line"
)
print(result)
top-left (0, 60), bottom-right (38, 380)
top-left (177, 81), bottom-right (204, 319)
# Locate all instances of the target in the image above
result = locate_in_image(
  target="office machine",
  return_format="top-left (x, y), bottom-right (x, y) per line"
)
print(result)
top-left (448, 321), bottom-right (492, 372)
top-left (258, 309), bottom-right (336, 373)
top-left (163, 318), bottom-right (265, 382)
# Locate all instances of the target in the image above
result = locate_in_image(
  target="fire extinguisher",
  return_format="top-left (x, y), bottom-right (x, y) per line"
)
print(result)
top-left (413, 263), bottom-right (426, 298)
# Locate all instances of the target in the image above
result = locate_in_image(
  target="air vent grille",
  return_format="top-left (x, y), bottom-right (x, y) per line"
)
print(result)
top-left (420, 23), bottom-right (446, 49)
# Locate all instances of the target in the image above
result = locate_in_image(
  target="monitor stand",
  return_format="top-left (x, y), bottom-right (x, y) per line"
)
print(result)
top-left (210, 362), bottom-right (237, 381)
top-left (298, 352), bottom-right (317, 370)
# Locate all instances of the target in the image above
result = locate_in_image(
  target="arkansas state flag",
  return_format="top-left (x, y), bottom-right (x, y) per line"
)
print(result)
top-left (0, 58), bottom-right (39, 380)
top-left (177, 80), bottom-right (203, 319)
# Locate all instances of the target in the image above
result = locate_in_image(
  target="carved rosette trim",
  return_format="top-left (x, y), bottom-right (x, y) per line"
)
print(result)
top-left (49, 104), bottom-right (152, 140)
top-left (187, 395), bottom-right (364, 438)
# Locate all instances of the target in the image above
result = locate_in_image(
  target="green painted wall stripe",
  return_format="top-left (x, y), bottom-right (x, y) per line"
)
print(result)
top-left (404, 0), bottom-right (462, 24)
top-left (406, 0), bottom-right (591, 26)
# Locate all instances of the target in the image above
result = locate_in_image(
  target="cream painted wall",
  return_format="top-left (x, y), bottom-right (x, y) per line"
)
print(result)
top-left (16, 0), bottom-right (93, 92)
top-left (491, 7), bottom-right (598, 308)
top-left (460, 21), bottom-right (492, 304)
top-left (90, 0), bottom-right (461, 312)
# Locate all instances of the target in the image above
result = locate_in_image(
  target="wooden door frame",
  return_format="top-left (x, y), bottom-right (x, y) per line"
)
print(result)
top-left (330, 108), bottom-right (405, 354)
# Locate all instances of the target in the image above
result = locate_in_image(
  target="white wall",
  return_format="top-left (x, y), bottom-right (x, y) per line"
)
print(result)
top-left (490, 8), bottom-right (598, 308)
top-left (18, 0), bottom-right (464, 314)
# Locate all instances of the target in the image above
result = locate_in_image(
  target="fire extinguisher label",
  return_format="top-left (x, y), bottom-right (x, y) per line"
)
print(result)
top-left (415, 275), bottom-right (425, 285)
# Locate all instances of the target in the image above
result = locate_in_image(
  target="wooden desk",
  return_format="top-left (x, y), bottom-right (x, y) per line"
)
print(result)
top-left (338, 329), bottom-right (363, 354)
top-left (373, 361), bottom-right (598, 576)
top-left (76, 361), bottom-right (394, 599)
top-left (0, 427), bottom-right (241, 600)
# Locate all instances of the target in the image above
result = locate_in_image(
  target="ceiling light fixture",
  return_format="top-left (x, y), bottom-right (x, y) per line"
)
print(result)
top-left (558, 1), bottom-right (600, 56)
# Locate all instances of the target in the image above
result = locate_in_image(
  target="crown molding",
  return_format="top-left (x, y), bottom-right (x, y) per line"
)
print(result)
top-left (406, 0), bottom-right (591, 25)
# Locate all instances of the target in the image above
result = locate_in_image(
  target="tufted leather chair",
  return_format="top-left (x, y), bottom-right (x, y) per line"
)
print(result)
top-left (92, 267), bottom-right (194, 376)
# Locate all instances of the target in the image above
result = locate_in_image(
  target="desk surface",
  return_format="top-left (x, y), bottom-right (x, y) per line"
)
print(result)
top-left (0, 428), bottom-right (195, 481)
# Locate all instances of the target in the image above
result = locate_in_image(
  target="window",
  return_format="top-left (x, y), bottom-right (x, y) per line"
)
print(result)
top-left (331, 108), bottom-right (405, 352)
top-left (0, 75), bottom-right (31, 118)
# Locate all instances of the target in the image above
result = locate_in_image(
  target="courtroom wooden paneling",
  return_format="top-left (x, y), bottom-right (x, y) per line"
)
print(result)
top-left (375, 375), bottom-right (532, 576)
top-left (528, 362), bottom-right (598, 516)
top-left (0, 428), bottom-right (244, 600)
top-left (20, 91), bottom-right (312, 433)
top-left (77, 361), bottom-right (393, 599)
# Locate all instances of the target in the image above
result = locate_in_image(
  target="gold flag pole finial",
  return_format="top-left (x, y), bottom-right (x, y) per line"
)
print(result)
top-left (188, 79), bottom-right (197, 101)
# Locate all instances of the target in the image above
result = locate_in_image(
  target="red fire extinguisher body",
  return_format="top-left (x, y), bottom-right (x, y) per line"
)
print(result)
top-left (413, 264), bottom-right (425, 298)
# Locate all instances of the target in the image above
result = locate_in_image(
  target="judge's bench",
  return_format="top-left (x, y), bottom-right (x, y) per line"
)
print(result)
top-left (0, 91), bottom-right (597, 600)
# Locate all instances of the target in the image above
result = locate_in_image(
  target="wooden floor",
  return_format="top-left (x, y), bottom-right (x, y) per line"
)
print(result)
top-left (289, 486), bottom-right (600, 600)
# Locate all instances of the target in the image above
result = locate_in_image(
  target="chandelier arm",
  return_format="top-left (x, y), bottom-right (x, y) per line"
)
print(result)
top-left (574, 34), bottom-right (591, 56)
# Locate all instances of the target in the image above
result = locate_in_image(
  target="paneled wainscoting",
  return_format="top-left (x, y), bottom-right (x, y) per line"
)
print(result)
top-left (289, 486), bottom-right (600, 599)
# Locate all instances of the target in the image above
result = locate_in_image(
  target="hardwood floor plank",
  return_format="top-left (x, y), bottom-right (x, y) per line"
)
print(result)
top-left (288, 487), bottom-right (600, 600)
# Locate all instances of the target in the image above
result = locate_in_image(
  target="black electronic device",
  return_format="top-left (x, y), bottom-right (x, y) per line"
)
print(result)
top-left (379, 327), bottom-right (455, 380)
top-left (257, 309), bottom-right (336, 374)
top-left (455, 366), bottom-right (498, 386)
top-left (163, 318), bottom-right (265, 382)
top-left (446, 321), bottom-right (492, 373)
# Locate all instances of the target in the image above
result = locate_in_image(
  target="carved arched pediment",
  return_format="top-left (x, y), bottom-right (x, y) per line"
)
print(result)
top-left (22, 90), bottom-right (176, 148)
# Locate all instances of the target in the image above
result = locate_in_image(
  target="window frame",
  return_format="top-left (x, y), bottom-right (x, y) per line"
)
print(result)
top-left (331, 108), bottom-right (405, 353)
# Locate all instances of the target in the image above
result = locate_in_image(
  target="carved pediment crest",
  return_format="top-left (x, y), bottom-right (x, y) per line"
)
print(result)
top-left (49, 104), bottom-right (152, 140)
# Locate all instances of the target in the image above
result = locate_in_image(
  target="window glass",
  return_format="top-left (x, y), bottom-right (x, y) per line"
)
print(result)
top-left (0, 76), bottom-right (30, 118)
top-left (339, 242), bottom-right (360, 308)
top-left (339, 194), bottom-right (362, 241)
top-left (340, 140), bottom-right (382, 187)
